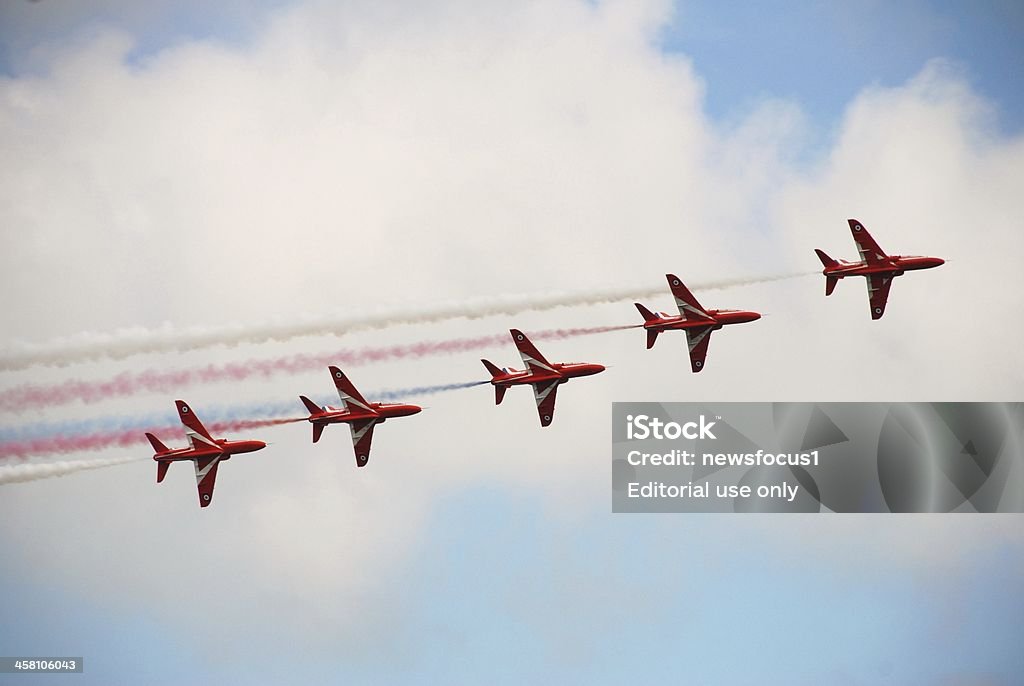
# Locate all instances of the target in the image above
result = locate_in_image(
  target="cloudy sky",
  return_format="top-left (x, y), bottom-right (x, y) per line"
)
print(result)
top-left (1, 1), bottom-right (1022, 683)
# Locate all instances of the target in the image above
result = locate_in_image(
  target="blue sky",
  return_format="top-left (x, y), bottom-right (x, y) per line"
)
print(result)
top-left (663, 1), bottom-right (1024, 134)
top-left (1, 1), bottom-right (1023, 684)
top-left (2, 1), bottom-right (1021, 132)
top-left (2, 493), bottom-right (1022, 685)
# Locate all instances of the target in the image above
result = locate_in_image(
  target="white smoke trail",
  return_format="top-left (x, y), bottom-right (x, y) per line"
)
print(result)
top-left (0, 271), bottom-right (814, 371)
top-left (0, 455), bottom-right (142, 485)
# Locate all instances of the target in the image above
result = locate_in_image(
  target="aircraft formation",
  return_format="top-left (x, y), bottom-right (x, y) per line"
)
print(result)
top-left (147, 219), bottom-right (944, 507)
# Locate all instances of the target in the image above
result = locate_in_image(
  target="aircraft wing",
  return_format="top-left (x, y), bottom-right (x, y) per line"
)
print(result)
top-left (510, 329), bottom-right (556, 376)
top-left (175, 400), bottom-right (220, 452)
top-left (329, 367), bottom-right (372, 413)
top-left (667, 274), bottom-right (712, 321)
top-left (348, 418), bottom-right (377, 467)
top-left (848, 219), bottom-right (888, 266)
top-left (532, 379), bottom-right (559, 427)
top-left (193, 455), bottom-right (222, 508)
top-left (685, 326), bottom-right (714, 373)
top-left (866, 274), bottom-right (894, 320)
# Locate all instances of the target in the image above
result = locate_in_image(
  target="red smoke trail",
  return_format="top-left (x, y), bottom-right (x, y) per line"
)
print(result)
top-left (0, 271), bottom-right (813, 372)
top-left (0, 325), bottom-right (636, 413)
top-left (0, 417), bottom-right (303, 461)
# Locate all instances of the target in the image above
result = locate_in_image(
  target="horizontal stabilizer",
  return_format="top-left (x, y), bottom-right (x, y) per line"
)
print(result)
top-left (814, 248), bottom-right (838, 268)
top-left (825, 274), bottom-right (839, 296)
top-left (146, 432), bottom-right (169, 454)
top-left (481, 359), bottom-right (503, 378)
top-left (495, 385), bottom-right (507, 405)
top-left (156, 461), bottom-right (170, 483)
top-left (313, 423), bottom-right (325, 443)
top-left (634, 303), bottom-right (658, 323)
top-left (299, 395), bottom-right (323, 417)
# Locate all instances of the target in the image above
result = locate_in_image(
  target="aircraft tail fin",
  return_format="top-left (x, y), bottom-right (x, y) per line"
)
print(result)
top-left (299, 395), bottom-right (324, 417)
top-left (646, 329), bottom-right (660, 349)
top-left (634, 303), bottom-right (659, 323)
top-left (482, 360), bottom-right (509, 403)
top-left (146, 432), bottom-right (168, 454)
top-left (815, 248), bottom-right (838, 269)
top-left (300, 396), bottom-right (327, 442)
top-left (481, 359), bottom-right (503, 379)
top-left (635, 303), bottom-right (662, 348)
top-left (825, 274), bottom-right (839, 296)
top-left (156, 461), bottom-right (170, 483)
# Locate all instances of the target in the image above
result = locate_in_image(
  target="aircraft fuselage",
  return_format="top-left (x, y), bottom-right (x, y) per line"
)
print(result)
top-left (642, 308), bottom-right (761, 334)
top-left (824, 256), bottom-right (944, 280)
top-left (308, 402), bottom-right (422, 427)
top-left (489, 362), bottom-right (606, 389)
top-left (153, 438), bottom-right (267, 464)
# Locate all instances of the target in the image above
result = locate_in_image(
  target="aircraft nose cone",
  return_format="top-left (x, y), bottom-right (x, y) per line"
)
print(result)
top-left (254, 441), bottom-right (267, 450)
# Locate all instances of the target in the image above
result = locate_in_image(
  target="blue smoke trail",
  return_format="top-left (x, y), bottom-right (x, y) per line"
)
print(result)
top-left (373, 380), bottom-right (488, 401)
top-left (0, 380), bottom-right (487, 443)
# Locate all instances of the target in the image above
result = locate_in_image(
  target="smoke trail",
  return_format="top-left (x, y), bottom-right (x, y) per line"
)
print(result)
top-left (373, 380), bottom-right (487, 402)
top-left (0, 380), bottom-right (487, 455)
top-left (0, 455), bottom-right (144, 485)
top-left (0, 404), bottom-right (291, 443)
top-left (0, 418), bottom-right (302, 461)
top-left (0, 326), bottom-right (628, 413)
top-left (0, 272), bottom-right (812, 370)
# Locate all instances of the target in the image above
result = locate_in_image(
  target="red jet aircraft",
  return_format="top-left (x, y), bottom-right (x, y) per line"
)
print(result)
top-left (299, 366), bottom-right (422, 467)
top-left (481, 329), bottom-right (605, 427)
top-left (634, 274), bottom-right (761, 373)
top-left (146, 400), bottom-right (267, 508)
top-left (815, 218), bottom-right (944, 320)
